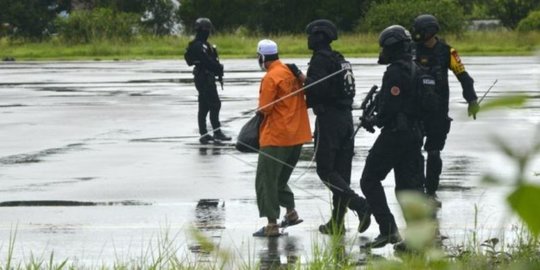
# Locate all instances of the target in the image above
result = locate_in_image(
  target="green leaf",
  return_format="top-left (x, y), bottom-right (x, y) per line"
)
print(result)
top-left (396, 191), bottom-right (434, 222)
top-left (480, 95), bottom-right (528, 112)
top-left (507, 184), bottom-right (540, 236)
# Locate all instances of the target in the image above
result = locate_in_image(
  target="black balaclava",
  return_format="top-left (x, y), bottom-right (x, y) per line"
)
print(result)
top-left (195, 30), bottom-right (210, 42)
top-left (377, 42), bottom-right (412, 65)
top-left (308, 32), bottom-right (331, 51)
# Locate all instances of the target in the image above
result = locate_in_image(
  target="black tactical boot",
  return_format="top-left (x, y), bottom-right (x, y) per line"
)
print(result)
top-left (199, 134), bottom-right (214, 144)
top-left (213, 130), bottom-right (231, 141)
top-left (362, 231), bottom-right (402, 249)
top-left (356, 198), bottom-right (371, 233)
top-left (357, 208), bottom-right (371, 233)
top-left (319, 220), bottom-right (346, 235)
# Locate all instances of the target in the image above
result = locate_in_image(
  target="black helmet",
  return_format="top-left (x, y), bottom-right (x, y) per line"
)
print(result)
top-left (305, 19), bottom-right (338, 41)
top-left (411, 14), bottom-right (439, 42)
top-left (194, 17), bottom-right (213, 32)
top-left (378, 25), bottom-right (411, 48)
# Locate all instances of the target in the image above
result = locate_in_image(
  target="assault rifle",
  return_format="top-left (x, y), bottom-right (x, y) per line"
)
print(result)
top-left (213, 44), bottom-right (224, 90)
top-left (351, 85), bottom-right (379, 139)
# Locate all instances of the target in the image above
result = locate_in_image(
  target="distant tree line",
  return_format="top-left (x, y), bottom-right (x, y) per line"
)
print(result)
top-left (178, 0), bottom-right (371, 33)
top-left (0, 0), bottom-right (180, 41)
top-left (0, 0), bottom-right (539, 42)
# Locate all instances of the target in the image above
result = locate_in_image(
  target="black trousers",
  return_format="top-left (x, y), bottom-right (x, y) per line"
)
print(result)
top-left (195, 73), bottom-right (222, 135)
top-left (314, 107), bottom-right (368, 224)
top-left (423, 114), bottom-right (451, 194)
top-left (360, 128), bottom-right (424, 235)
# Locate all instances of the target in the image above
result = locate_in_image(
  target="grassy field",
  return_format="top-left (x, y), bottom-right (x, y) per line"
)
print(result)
top-left (1, 31), bottom-right (539, 60)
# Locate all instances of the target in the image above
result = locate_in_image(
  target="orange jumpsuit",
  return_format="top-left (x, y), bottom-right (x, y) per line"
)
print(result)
top-left (258, 60), bottom-right (311, 147)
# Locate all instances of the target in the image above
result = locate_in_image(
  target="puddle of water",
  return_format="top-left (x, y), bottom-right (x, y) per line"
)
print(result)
top-left (0, 57), bottom-right (538, 266)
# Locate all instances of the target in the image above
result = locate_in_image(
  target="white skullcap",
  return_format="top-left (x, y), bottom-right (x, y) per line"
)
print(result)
top-left (257, 39), bottom-right (278, 55)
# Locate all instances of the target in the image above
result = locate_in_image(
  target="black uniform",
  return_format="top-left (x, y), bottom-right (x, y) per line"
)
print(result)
top-left (359, 58), bottom-right (425, 236)
top-left (414, 38), bottom-right (477, 195)
top-left (186, 36), bottom-right (224, 137)
top-left (306, 47), bottom-right (368, 228)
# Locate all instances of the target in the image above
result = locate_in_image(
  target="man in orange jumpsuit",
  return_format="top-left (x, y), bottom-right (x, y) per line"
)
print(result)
top-left (252, 39), bottom-right (312, 237)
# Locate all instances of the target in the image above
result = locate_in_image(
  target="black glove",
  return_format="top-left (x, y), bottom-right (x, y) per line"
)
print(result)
top-left (286, 63), bottom-right (303, 78)
top-left (360, 115), bottom-right (376, 133)
top-left (468, 99), bottom-right (479, 120)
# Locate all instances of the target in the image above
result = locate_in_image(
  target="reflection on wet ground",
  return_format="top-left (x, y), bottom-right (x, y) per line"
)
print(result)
top-left (194, 199), bottom-right (225, 230)
top-left (0, 57), bottom-right (538, 266)
top-left (257, 237), bottom-right (300, 270)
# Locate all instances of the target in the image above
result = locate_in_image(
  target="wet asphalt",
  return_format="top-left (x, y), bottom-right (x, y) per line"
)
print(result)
top-left (0, 56), bottom-right (539, 266)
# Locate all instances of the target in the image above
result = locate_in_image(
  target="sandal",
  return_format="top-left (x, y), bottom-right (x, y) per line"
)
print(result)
top-left (279, 210), bottom-right (304, 228)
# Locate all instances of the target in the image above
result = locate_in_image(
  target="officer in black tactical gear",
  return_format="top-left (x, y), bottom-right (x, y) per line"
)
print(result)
top-left (359, 25), bottom-right (427, 249)
top-left (304, 19), bottom-right (370, 235)
top-left (184, 17), bottom-right (231, 144)
top-left (411, 14), bottom-right (479, 206)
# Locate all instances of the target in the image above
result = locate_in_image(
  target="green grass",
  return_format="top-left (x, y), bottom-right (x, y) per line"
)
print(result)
top-left (1, 228), bottom-right (539, 269)
top-left (1, 31), bottom-right (539, 60)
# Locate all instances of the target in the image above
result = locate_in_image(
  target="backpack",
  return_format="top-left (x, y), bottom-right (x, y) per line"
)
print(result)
top-left (317, 50), bottom-right (356, 99)
top-left (412, 61), bottom-right (439, 112)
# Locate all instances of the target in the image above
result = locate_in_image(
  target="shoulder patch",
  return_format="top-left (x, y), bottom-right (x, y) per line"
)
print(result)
top-left (391, 86), bottom-right (400, 96)
top-left (451, 49), bottom-right (461, 63)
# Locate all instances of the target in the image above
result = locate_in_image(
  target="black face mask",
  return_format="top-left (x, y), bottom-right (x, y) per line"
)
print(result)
top-left (307, 32), bottom-right (329, 51)
top-left (196, 30), bottom-right (210, 41)
top-left (377, 42), bottom-right (411, 64)
top-left (377, 47), bottom-right (390, 65)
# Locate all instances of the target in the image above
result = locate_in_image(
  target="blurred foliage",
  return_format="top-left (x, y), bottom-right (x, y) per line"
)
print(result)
top-left (178, 0), bottom-right (257, 34)
top-left (508, 185), bottom-right (540, 236)
top-left (517, 10), bottom-right (540, 32)
top-left (178, 0), bottom-right (374, 34)
top-left (140, 0), bottom-right (180, 36)
top-left (55, 8), bottom-right (139, 43)
top-left (0, 0), bottom-right (58, 40)
top-left (397, 191), bottom-right (444, 255)
top-left (358, 0), bottom-right (466, 34)
top-left (481, 0), bottom-right (540, 29)
top-left (78, 0), bottom-right (180, 37)
top-left (1, 0), bottom-right (540, 40)
top-left (0, 0), bottom-right (179, 41)
top-left (479, 94), bottom-right (528, 111)
top-left (480, 94), bottom-right (540, 235)
top-left (89, 0), bottom-right (146, 13)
